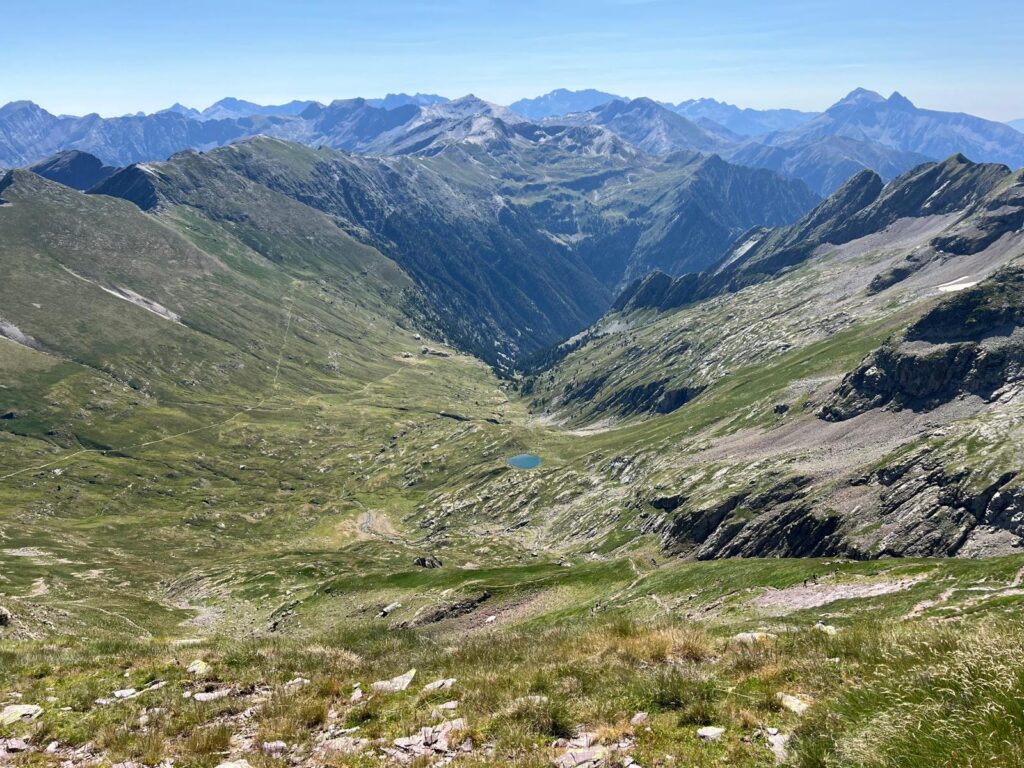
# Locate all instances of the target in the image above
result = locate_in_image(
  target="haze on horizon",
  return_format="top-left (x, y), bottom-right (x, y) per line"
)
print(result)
top-left (4, 0), bottom-right (1023, 121)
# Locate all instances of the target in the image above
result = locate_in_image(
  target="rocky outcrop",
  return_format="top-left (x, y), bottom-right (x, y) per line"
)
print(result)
top-left (855, 456), bottom-right (1023, 556)
top-left (654, 475), bottom-right (851, 559)
top-left (611, 155), bottom-right (1019, 315)
top-left (822, 267), bottom-right (1024, 420)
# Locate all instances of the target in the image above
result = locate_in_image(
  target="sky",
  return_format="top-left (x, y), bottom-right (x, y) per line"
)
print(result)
top-left (3, 0), bottom-right (1023, 121)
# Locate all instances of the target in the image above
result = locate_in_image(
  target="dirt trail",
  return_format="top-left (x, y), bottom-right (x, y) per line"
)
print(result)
top-left (903, 565), bottom-right (1024, 620)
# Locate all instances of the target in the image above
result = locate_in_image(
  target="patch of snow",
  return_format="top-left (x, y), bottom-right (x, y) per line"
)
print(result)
top-left (936, 276), bottom-right (979, 293)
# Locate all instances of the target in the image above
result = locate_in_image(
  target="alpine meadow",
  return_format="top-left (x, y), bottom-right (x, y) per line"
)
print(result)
top-left (3, 3), bottom-right (1024, 767)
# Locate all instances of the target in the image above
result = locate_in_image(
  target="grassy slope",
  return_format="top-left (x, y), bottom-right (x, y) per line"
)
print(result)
top-left (2, 166), bottom-right (1024, 766)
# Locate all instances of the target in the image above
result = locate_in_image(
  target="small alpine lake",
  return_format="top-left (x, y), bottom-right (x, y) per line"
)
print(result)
top-left (507, 453), bottom-right (542, 470)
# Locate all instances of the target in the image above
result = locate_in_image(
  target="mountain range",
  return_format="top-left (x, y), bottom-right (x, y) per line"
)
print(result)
top-left (4, 89), bottom-right (1023, 198)
top-left (4, 76), bottom-right (1024, 768)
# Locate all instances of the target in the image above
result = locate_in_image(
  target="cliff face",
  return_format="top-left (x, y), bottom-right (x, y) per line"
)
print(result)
top-left (821, 267), bottom-right (1024, 421)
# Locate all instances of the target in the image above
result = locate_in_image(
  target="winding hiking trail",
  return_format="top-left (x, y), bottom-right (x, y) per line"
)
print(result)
top-left (904, 564), bottom-right (1024, 620)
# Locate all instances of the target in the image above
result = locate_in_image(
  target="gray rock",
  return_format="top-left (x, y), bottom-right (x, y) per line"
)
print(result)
top-left (767, 732), bottom-right (790, 763)
top-left (193, 689), bottom-right (230, 702)
top-left (371, 668), bottom-right (416, 692)
top-left (423, 677), bottom-right (456, 692)
top-left (2, 738), bottom-right (30, 753)
top-left (777, 692), bottom-right (811, 714)
top-left (697, 725), bottom-right (725, 741)
top-left (1, 704), bottom-right (42, 726)
top-left (261, 740), bottom-right (287, 755)
top-left (321, 736), bottom-right (369, 754)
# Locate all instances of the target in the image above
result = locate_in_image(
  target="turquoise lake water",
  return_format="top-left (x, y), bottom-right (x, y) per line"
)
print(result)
top-left (507, 453), bottom-right (542, 469)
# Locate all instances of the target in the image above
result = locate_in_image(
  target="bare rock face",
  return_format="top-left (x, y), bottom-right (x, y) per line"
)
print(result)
top-left (822, 267), bottom-right (1024, 421)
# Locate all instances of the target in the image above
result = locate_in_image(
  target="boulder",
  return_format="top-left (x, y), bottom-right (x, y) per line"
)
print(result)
top-left (322, 736), bottom-right (369, 754)
top-left (414, 556), bottom-right (443, 568)
top-left (193, 689), bottom-right (230, 702)
top-left (767, 732), bottom-right (790, 763)
top-left (554, 745), bottom-right (608, 768)
top-left (777, 692), bottom-right (811, 715)
top-left (371, 668), bottom-right (416, 692)
top-left (0, 606), bottom-right (11, 626)
top-left (697, 726), bottom-right (725, 742)
top-left (1, 704), bottom-right (42, 726)
top-left (423, 677), bottom-right (456, 692)
top-left (261, 740), bottom-right (287, 755)
top-left (187, 660), bottom-right (211, 675)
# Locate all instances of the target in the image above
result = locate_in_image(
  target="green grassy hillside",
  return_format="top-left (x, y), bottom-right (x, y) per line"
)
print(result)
top-left (3, 146), bottom-right (1024, 767)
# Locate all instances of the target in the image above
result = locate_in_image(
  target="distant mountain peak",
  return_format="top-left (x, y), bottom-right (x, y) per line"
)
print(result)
top-left (0, 100), bottom-right (47, 117)
top-left (887, 91), bottom-right (915, 109)
top-left (366, 93), bottom-right (449, 110)
top-left (508, 89), bottom-right (625, 120)
top-left (833, 88), bottom-right (887, 108)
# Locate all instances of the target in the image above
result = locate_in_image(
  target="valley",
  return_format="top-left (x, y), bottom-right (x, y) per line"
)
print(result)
top-left (3, 87), bottom-right (1024, 767)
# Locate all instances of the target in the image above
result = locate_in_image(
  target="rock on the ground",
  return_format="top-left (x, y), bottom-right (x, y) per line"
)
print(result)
top-left (630, 711), bottom-right (648, 726)
top-left (767, 732), bottom-right (790, 763)
top-left (697, 726), bottom-right (725, 741)
top-left (732, 632), bottom-right (777, 644)
top-left (0, 606), bottom-right (11, 626)
top-left (193, 689), bottom-right (230, 702)
top-left (391, 717), bottom-right (468, 758)
top-left (814, 622), bottom-right (839, 636)
top-left (371, 668), bottom-right (416, 692)
top-left (262, 740), bottom-right (287, 755)
top-left (322, 735), bottom-right (369, 754)
top-left (214, 761), bottom-right (252, 768)
top-left (1, 704), bottom-right (43, 726)
top-left (414, 556), bottom-right (443, 568)
top-left (284, 677), bottom-right (310, 688)
top-left (777, 692), bottom-right (812, 715)
top-left (1, 738), bottom-right (31, 753)
top-left (423, 677), bottom-right (456, 692)
top-left (555, 745), bottom-right (608, 768)
top-left (187, 660), bottom-right (211, 675)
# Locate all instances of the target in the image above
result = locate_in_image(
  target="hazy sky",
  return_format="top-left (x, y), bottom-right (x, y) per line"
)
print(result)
top-left (4, 0), bottom-right (1022, 120)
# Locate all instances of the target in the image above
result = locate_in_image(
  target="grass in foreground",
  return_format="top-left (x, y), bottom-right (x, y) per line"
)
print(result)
top-left (3, 606), bottom-right (1024, 767)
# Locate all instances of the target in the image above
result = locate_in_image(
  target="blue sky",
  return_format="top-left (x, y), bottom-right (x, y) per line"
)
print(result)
top-left (3, 0), bottom-right (1022, 120)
